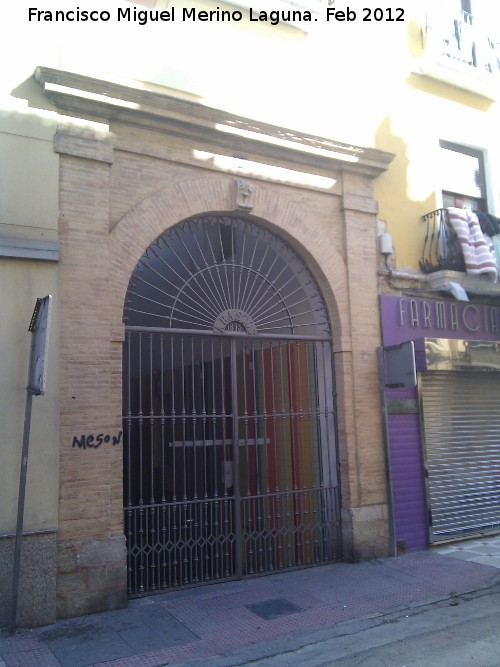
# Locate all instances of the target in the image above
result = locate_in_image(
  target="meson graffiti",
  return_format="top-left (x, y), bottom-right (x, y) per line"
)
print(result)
top-left (72, 431), bottom-right (123, 450)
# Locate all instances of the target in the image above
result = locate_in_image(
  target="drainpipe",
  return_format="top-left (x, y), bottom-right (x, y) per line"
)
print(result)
top-left (377, 347), bottom-right (397, 558)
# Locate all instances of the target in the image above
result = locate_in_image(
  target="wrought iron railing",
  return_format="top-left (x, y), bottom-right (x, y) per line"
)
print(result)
top-left (425, 9), bottom-right (499, 75)
top-left (420, 208), bottom-right (465, 274)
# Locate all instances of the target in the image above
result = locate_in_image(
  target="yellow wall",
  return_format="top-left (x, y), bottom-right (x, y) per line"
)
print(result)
top-left (0, 260), bottom-right (59, 533)
top-left (374, 9), bottom-right (500, 270)
top-left (0, 108), bottom-right (60, 533)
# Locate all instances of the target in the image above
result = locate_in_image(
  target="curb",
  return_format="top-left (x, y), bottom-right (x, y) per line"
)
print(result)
top-left (171, 575), bottom-right (500, 667)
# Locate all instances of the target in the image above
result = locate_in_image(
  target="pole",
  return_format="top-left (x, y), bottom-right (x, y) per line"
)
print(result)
top-left (8, 332), bottom-right (37, 634)
top-left (377, 347), bottom-right (397, 558)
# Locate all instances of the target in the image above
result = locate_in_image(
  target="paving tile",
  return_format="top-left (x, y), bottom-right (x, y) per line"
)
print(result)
top-left (4, 542), bottom-right (500, 667)
top-left (114, 604), bottom-right (198, 645)
top-left (246, 598), bottom-right (303, 620)
top-left (467, 556), bottom-right (500, 568)
top-left (477, 547), bottom-right (500, 555)
top-left (39, 622), bottom-right (133, 667)
top-left (433, 540), bottom-right (500, 569)
top-left (34, 605), bottom-right (198, 667)
top-left (0, 634), bottom-right (59, 667)
top-left (442, 549), bottom-right (486, 561)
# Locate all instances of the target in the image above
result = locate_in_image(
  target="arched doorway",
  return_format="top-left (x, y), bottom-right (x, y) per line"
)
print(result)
top-left (122, 215), bottom-right (341, 595)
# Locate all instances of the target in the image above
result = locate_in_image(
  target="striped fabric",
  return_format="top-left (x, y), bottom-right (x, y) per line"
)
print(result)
top-left (447, 207), bottom-right (498, 281)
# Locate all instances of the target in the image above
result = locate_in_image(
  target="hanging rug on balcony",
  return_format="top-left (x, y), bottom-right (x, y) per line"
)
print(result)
top-left (447, 207), bottom-right (498, 282)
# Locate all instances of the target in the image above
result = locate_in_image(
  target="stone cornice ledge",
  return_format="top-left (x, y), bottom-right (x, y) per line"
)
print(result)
top-left (381, 268), bottom-right (500, 298)
top-left (34, 66), bottom-right (394, 179)
top-left (427, 270), bottom-right (500, 297)
top-left (0, 236), bottom-right (60, 261)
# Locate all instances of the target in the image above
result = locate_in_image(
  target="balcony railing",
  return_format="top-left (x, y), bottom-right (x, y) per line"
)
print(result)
top-left (420, 208), bottom-right (465, 274)
top-left (425, 9), bottom-right (499, 76)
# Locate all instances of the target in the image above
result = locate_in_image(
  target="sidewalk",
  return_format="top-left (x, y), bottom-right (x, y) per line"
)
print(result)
top-left (2, 537), bottom-right (500, 667)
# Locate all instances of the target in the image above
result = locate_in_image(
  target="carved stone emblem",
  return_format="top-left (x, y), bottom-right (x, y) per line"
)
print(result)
top-left (234, 178), bottom-right (255, 211)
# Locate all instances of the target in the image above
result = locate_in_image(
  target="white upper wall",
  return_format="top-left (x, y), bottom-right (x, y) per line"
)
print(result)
top-left (1, 0), bottom-right (416, 147)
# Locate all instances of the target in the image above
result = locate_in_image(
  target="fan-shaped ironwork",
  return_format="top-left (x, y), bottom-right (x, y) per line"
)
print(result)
top-left (124, 216), bottom-right (330, 337)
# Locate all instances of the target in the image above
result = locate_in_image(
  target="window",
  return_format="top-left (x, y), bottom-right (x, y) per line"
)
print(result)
top-left (439, 141), bottom-right (487, 212)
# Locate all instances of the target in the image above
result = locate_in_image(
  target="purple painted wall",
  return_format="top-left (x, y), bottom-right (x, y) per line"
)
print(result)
top-left (387, 387), bottom-right (428, 552)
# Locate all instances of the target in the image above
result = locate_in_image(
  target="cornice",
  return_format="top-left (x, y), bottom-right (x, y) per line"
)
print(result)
top-left (0, 236), bottom-right (60, 261)
top-left (34, 66), bottom-right (394, 179)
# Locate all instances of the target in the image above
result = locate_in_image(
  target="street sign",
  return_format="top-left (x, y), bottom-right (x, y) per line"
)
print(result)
top-left (385, 340), bottom-right (417, 388)
top-left (28, 295), bottom-right (52, 395)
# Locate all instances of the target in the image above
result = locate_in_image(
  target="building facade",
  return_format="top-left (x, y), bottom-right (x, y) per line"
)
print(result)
top-left (1, 0), bottom-right (499, 627)
top-left (377, 0), bottom-right (500, 555)
top-left (41, 67), bottom-right (393, 620)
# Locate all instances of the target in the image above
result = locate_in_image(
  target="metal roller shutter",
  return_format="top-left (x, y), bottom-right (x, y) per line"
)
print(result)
top-left (420, 371), bottom-right (500, 542)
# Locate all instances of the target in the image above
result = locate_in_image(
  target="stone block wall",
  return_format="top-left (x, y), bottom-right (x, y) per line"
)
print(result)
top-left (0, 531), bottom-right (57, 628)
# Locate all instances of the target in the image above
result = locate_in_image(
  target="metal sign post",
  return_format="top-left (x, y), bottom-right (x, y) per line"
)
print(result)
top-left (8, 296), bottom-right (52, 634)
top-left (378, 342), bottom-right (417, 558)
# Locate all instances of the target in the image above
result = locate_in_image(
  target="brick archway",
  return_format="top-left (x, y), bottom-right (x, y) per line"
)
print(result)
top-left (57, 164), bottom-right (384, 619)
top-left (109, 175), bottom-right (349, 346)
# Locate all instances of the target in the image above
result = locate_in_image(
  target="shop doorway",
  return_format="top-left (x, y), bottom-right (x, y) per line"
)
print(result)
top-left (421, 369), bottom-right (500, 542)
top-left (122, 216), bottom-right (341, 595)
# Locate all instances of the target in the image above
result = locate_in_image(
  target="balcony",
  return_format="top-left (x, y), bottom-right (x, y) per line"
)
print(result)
top-left (420, 208), bottom-right (500, 298)
top-left (420, 208), bottom-right (465, 274)
top-left (417, 9), bottom-right (500, 98)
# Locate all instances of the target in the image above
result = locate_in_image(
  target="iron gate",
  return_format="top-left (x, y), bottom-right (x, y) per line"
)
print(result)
top-left (122, 216), bottom-right (341, 595)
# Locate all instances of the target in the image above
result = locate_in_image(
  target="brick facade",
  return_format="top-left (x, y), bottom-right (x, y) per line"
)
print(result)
top-left (44, 69), bottom-right (393, 617)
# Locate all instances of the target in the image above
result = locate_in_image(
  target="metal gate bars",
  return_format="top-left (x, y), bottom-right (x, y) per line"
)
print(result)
top-left (123, 329), bottom-right (341, 595)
